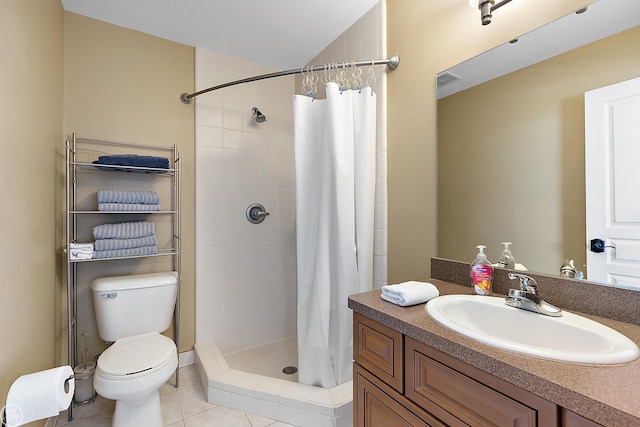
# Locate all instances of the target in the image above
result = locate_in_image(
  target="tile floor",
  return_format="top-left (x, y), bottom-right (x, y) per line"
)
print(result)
top-left (57, 365), bottom-right (297, 427)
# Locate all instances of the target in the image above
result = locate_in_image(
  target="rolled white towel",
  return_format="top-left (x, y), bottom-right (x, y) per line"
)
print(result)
top-left (70, 251), bottom-right (93, 260)
top-left (380, 281), bottom-right (440, 307)
top-left (69, 243), bottom-right (94, 260)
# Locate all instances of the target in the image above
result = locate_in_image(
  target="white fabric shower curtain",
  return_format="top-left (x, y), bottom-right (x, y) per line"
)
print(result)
top-left (293, 82), bottom-right (376, 388)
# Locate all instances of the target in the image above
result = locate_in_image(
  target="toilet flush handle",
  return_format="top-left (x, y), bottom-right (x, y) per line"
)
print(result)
top-left (100, 292), bottom-right (118, 299)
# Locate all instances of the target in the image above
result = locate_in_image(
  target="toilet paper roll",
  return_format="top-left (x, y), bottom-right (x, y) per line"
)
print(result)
top-left (4, 365), bottom-right (75, 427)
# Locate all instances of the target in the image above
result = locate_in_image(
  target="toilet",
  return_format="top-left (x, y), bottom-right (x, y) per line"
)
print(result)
top-left (91, 272), bottom-right (178, 427)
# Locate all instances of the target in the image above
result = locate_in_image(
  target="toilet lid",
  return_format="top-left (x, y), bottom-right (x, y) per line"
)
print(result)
top-left (98, 333), bottom-right (176, 376)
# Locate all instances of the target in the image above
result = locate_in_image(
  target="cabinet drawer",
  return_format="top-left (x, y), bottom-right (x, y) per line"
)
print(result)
top-left (354, 363), bottom-right (446, 427)
top-left (354, 312), bottom-right (403, 392)
top-left (406, 337), bottom-right (539, 427)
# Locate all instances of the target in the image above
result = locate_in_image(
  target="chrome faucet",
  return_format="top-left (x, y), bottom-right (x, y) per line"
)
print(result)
top-left (506, 273), bottom-right (562, 317)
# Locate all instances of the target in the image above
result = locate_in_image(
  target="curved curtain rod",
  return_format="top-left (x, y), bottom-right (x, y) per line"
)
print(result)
top-left (180, 55), bottom-right (400, 104)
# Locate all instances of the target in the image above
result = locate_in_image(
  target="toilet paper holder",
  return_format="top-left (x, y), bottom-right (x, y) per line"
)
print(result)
top-left (64, 374), bottom-right (74, 393)
top-left (2, 374), bottom-right (74, 426)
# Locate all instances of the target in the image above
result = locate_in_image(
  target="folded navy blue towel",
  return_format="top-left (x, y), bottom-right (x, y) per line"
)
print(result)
top-left (94, 154), bottom-right (169, 169)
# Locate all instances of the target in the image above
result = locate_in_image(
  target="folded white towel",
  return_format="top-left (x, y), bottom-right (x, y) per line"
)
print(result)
top-left (380, 281), bottom-right (439, 307)
top-left (70, 251), bottom-right (93, 260)
top-left (70, 243), bottom-right (94, 250)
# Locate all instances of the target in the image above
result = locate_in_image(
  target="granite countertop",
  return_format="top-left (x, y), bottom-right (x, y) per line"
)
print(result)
top-left (348, 280), bottom-right (640, 427)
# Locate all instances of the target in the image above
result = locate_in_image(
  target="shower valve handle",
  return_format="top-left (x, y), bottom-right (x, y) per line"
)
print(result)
top-left (246, 203), bottom-right (270, 224)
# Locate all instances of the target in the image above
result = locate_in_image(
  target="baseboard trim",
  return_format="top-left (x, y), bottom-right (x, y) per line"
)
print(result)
top-left (179, 349), bottom-right (194, 367)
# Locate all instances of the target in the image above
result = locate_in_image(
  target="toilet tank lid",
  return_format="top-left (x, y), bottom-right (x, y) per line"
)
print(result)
top-left (91, 271), bottom-right (178, 292)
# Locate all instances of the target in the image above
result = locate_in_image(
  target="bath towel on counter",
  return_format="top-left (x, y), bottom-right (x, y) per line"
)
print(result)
top-left (93, 245), bottom-right (158, 259)
top-left (93, 154), bottom-right (170, 170)
top-left (92, 221), bottom-right (155, 240)
top-left (97, 190), bottom-right (160, 205)
top-left (94, 235), bottom-right (158, 251)
top-left (380, 281), bottom-right (440, 306)
top-left (98, 203), bottom-right (161, 212)
top-left (69, 242), bottom-right (94, 260)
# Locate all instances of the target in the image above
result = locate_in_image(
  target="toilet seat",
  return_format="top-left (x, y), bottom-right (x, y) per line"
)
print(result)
top-left (97, 333), bottom-right (176, 380)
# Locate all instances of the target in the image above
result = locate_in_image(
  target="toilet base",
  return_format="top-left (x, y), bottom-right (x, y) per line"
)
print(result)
top-left (112, 391), bottom-right (162, 427)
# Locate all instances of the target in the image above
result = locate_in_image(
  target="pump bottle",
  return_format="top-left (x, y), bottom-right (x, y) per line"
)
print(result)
top-left (471, 245), bottom-right (493, 296)
top-left (497, 242), bottom-right (516, 269)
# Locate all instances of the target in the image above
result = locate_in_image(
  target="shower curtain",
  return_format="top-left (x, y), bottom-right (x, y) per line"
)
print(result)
top-left (293, 82), bottom-right (376, 388)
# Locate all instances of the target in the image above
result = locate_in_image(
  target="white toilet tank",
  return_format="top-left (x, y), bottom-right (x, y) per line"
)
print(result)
top-left (91, 272), bottom-right (178, 342)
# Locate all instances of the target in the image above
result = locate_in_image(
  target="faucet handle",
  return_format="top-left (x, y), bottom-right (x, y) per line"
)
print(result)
top-left (508, 273), bottom-right (538, 294)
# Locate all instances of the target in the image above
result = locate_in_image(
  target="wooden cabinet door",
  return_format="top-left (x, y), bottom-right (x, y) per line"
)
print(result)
top-left (354, 312), bottom-right (404, 392)
top-left (355, 364), bottom-right (446, 427)
top-left (406, 337), bottom-right (558, 427)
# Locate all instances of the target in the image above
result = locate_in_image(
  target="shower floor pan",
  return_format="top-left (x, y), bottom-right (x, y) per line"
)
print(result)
top-left (195, 340), bottom-right (353, 427)
top-left (224, 338), bottom-right (299, 383)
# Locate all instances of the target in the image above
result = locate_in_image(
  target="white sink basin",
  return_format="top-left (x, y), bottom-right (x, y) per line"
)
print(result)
top-left (426, 294), bottom-right (640, 364)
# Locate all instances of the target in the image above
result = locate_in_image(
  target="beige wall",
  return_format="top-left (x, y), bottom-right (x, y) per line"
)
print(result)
top-left (0, 0), bottom-right (63, 418)
top-left (63, 12), bottom-right (195, 357)
top-left (386, 0), bottom-right (591, 282)
top-left (438, 27), bottom-right (640, 275)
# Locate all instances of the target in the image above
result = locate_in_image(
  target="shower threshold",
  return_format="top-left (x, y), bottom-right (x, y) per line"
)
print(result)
top-left (194, 341), bottom-right (353, 427)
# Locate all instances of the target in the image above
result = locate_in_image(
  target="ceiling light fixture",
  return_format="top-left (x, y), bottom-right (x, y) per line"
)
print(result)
top-left (469, 0), bottom-right (514, 26)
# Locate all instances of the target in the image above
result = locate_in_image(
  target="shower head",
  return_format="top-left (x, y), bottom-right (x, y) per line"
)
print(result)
top-left (252, 107), bottom-right (266, 123)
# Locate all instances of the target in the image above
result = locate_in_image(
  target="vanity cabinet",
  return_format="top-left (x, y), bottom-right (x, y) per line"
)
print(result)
top-left (354, 314), bottom-right (444, 426)
top-left (561, 410), bottom-right (602, 427)
top-left (354, 363), bottom-right (446, 427)
top-left (354, 312), bottom-right (602, 427)
top-left (354, 312), bottom-right (403, 392)
top-left (405, 337), bottom-right (556, 426)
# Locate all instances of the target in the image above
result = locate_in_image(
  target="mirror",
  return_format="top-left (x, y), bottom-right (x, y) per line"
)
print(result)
top-left (436, 0), bottom-right (640, 286)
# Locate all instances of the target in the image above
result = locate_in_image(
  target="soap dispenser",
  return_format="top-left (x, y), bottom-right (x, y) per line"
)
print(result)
top-left (560, 259), bottom-right (583, 279)
top-left (471, 245), bottom-right (493, 296)
top-left (497, 242), bottom-right (516, 269)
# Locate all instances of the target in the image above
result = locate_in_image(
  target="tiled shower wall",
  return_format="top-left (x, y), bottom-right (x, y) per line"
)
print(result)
top-left (194, 49), bottom-right (297, 353)
top-left (195, 2), bottom-right (387, 354)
